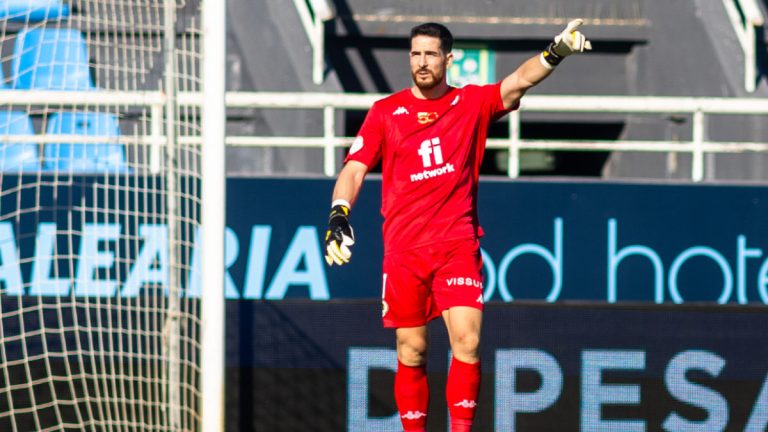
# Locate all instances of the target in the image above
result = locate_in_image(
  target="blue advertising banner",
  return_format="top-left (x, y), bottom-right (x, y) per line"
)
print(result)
top-left (3, 175), bottom-right (768, 305)
top-left (227, 300), bottom-right (768, 431)
top-left (226, 177), bottom-right (768, 305)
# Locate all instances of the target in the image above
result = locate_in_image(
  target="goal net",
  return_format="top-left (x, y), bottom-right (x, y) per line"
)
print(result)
top-left (0, 1), bottom-right (206, 430)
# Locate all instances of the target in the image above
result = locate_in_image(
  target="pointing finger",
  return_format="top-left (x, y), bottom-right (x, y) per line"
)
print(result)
top-left (565, 18), bottom-right (583, 34)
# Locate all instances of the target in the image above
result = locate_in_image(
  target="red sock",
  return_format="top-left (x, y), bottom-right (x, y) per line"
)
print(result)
top-left (395, 360), bottom-right (429, 432)
top-left (446, 357), bottom-right (480, 432)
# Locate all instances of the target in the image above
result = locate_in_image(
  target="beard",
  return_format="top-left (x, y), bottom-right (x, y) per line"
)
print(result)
top-left (412, 68), bottom-right (444, 90)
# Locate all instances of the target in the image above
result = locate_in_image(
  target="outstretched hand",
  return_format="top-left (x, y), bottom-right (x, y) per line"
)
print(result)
top-left (552, 18), bottom-right (592, 57)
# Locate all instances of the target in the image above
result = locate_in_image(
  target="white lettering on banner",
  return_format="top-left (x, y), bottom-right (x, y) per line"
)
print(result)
top-left (6, 217), bottom-right (768, 304)
top-left (0, 222), bottom-right (23, 295)
top-left (30, 223), bottom-right (71, 296)
top-left (75, 223), bottom-right (121, 297)
top-left (493, 218), bottom-right (563, 303)
top-left (663, 351), bottom-right (728, 431)
top-left (581, 350), bottom-right (646, 431)
top-left (347, 348), bottom-right (400, 431)
top-left (187, 227), bottom-right (241, 299)
top-left (263, 226), bottom-right (329, 300)
top-left (242, 225), bottom-right (272, 299)
top-left (495, 349), bottom-right (563, 431)
top-left (747, 372), bottom-right (768, 431)
top-left (121, 224), bottom-right (169, 297)
top-left (1, 221), bottom-right (329, 300)
top-left (349, 347), bottom-right (762, 431)
top-left (607, 219), bottom-right (768, 304)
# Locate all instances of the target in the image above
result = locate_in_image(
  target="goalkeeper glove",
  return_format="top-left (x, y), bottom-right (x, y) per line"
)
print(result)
top-left (541, 18), bottom-right (592, 69)
top-left (325, 203), bottom-right (355, 266)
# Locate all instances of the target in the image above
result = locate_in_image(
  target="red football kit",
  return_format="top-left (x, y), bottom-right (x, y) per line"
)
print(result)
top-left (345, 82), bottom-right (515, 327)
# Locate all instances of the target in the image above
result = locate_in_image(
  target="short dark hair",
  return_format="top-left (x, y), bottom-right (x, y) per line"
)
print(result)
top-left (410, 22), bottom-right (453, 53)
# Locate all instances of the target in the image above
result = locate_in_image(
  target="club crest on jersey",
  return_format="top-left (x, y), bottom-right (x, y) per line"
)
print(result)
top-left (417, 111), bottom-right (438, 124)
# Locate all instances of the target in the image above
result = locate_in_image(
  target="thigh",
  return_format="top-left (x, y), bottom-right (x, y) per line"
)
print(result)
top-left (432, 238), bottom-right (485, 313)
top-left (382, 252), bottom-right (440, 328)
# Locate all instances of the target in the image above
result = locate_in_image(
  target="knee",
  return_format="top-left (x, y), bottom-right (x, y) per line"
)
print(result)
top-left (450, 331), bottom-right (480, 361)
top-left (397, 335), bottom-right (428, 366)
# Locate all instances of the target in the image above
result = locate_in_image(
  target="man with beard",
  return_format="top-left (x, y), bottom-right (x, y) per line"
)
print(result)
top-left (325, 21), bottom-right (591, 432)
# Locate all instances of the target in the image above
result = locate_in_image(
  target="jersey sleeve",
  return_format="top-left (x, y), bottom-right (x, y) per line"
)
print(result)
top-left (477, 81), bottom-right (518, 123)
top-left (344, 102), bottom-right (385, 168)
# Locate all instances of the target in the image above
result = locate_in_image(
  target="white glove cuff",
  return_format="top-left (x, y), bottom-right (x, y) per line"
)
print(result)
top-left (539, 53), bottom-right (555, 70)
top-left (332, 198), bottom-right (351, 209)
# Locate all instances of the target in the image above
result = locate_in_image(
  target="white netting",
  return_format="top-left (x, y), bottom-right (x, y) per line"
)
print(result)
top-left (0, 1), bottom-right (203, 430)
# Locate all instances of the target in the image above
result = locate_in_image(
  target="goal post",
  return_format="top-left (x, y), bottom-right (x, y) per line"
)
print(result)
top-left (0, 1), bottom-right (226, 431)
top-left (200, 0), bottom-right (227, 431)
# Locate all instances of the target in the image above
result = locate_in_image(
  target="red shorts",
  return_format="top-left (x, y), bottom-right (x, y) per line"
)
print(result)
top-left (381, 237), bottom-right (485, 328)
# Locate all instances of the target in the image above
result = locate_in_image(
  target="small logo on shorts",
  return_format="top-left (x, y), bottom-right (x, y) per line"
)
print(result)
top-left (382, 300), bottom-right (389, 317)
top-left (446, 277), bottom-right (483, 288)
top-left (476, 294), bottom-right (484, 304)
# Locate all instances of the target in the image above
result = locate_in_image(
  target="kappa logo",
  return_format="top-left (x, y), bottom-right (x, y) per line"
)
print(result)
top-left (453, 400), bottom-right (477, 409)
top-left (392, 106), bottom-right (409, 116)
top-left (401, 411), bottom-right (427, 420)
top-left (476, 294), bottom-right (484, 304)
top-left (349, 136), bottom-right (364, 154)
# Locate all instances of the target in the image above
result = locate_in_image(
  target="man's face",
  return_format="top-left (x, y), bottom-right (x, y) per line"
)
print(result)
top-left (409, 35), bottom-right (452, 90)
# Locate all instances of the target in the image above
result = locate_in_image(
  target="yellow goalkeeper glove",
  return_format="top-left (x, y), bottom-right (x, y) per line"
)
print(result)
top-left (541, 18), bottom-right (592, 69)
top-left (324, 203), bottom-right (355, 266)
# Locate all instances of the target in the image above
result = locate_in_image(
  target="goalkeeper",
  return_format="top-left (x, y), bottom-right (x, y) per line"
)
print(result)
top-left (325, 20), bottom-right (590, 432)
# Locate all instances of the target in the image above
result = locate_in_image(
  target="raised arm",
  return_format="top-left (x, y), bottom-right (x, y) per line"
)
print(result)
top-left (500, 19), bottom-right (592, 109)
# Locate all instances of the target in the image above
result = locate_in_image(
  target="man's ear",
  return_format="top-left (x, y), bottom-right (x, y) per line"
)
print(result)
top-left (445, 51), bottom-right (454, 68)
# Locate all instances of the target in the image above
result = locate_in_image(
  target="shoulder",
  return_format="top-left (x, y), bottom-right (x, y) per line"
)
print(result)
top-left (373, 88), bottom-right (411, 110)
top-left (460, 83), bottom-right (502, 99)
top-left (366, 89), bottom-right (411, 124)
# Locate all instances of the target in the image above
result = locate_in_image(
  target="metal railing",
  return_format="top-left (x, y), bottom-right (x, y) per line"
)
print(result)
top-left (2, 90), bottom-right (768, 182)
top-left (292, 0), bottom-right (335, 85)
top-left (216, 92), bottom-right (768, 182)
top-left (723, 0), bottom-right (765, 92)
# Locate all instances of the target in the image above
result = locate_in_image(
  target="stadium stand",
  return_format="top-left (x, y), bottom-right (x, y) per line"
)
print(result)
top-left (0, 0), bottom-right (70, 22)
top-left (8, 27), bottom-right (128, 173)
top-left (11, 28), bottom-right (94, 90)
top-left (43, 111), bottom-right (127, 173)
top-left (0, 111), bottom-right (39, 171)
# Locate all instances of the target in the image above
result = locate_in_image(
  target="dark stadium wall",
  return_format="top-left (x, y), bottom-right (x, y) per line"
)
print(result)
top-left (232, 1), bottom-right (768, 180)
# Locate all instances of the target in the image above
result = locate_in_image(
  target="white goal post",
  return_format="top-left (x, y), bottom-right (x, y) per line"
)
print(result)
top-left (0, 1), bottom-right (226, 431)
